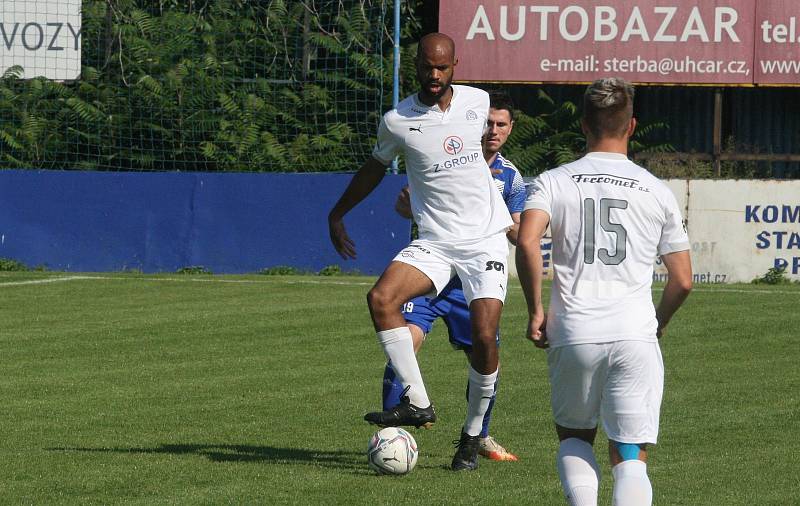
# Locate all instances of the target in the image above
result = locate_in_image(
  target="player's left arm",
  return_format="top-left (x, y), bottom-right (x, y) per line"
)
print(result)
top-left (516, 208), bottom-right (550, 348)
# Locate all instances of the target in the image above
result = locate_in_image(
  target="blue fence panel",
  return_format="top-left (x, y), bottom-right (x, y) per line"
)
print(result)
top-left (0, 170), bottom-right (410, 274)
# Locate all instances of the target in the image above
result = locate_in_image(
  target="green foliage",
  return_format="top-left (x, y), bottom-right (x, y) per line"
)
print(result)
top-left (502, 90), bottom-right (583, 175)
top-left (0, 258), bottom-right (30, 271)
top-left (0, 0), bottom-right (386, 171)
top-left (718, 136), bottom-right (775, 179)
top-left (644, 136), bottom-right (772, 179)
top-left (257, 264), bottom-right (362, 276)
top-left (317, 264), bottom-right (342, 276)
top-left (0, 1), bottom-right (674, 174)
top-left (752, 265), bottom-right (792, 285)
top-left (317, 264), bottom-right (361, 276)
top-left (502, 90), bottom-right (673, 175)
top-left (175, 266), bottom-right (212, 275)
top-left (641, 155), bottom-right (716, 179)
top-left (258, 265), bottom-right (308, 275)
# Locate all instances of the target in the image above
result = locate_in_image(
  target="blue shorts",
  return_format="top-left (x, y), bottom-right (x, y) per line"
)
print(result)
top-left (402, 278), bottom-right (500, 351)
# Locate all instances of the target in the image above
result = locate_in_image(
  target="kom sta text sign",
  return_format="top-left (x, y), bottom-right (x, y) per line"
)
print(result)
top-left (440, 1), bottom-right (800, 85)
top-left (0, 0), bottom-right (81, 80)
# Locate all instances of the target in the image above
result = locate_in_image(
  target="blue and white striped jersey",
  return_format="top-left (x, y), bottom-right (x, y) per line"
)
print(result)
top-left (489, 152), bottom-right (526, 213)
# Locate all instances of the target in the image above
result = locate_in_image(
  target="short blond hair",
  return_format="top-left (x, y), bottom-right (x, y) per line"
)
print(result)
top-left (582, 78), bottom-right (634, 139)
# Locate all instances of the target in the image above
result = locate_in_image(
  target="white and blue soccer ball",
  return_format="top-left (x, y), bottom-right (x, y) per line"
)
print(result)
top-left (367, 427), bottom-right (418, 475)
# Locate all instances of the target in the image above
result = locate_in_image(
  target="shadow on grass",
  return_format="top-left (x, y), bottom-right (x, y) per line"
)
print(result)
top-left (47, 444), bottom-right (369, 472)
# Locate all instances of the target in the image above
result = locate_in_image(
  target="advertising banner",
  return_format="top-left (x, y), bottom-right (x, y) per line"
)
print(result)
top-left (680, 180), bottom-right (800, 283)
top-left (0, 0), bottom-right (82, 80)
top-left (754, 0), bottom-right (800, 84)
top-left (440, 1), bottom-right (800, 85)
top-left (519, 178), bottom-right (800, 284)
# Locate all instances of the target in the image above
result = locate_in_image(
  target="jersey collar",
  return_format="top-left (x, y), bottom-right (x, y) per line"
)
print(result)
top-left (489, 152), bottom-right (505, 168)
top-left (414, 85), bottom-right (457, 113)
top-left (585, 151), bottom-right (629, 161)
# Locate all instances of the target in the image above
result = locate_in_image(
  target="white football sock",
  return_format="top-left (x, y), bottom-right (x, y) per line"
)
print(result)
top-left (463, 366), bottom-right (497, 436)
top-left (612, 460), bottom-right (652, 506)
top-left (557, 438), bottom-right (600, 506)
top-left (376, 327), bottom-right (430, 407)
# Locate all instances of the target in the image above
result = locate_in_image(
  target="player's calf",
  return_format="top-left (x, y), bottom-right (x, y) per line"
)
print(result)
top-left (610, 441), bottom-right (651, 506)
top-left (558, 438), bottom-right (600, 506)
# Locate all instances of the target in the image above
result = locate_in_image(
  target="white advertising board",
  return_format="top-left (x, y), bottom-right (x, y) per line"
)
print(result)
top-left (680, 179), bottom-right (800, 283)
top-left (1, 0), bottom-right (81, 80)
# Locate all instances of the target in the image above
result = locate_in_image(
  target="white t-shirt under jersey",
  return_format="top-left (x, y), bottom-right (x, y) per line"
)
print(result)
top-left (525, 152), bottom-right (689, 347)
top-left (372, 85), bottom-right (512, 242)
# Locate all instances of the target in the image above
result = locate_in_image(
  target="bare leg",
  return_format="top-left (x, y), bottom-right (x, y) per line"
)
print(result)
top-left (367, 261), bottom-right (434, 331)
top-left (366, 261), bottom-right (436, 413)
top-left (408, 324), bottom-right (426, 352)
top-left (460, 298), bottom-right (502, 435)
top-left (608, 441), bottom-right (647, 465)
top-left (468, 298), bottom-right (503, 374)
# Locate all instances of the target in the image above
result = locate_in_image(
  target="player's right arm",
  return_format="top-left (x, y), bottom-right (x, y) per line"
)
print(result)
top-left (328, 156), bottom-right (388, 259)
top-left (329, 112), bottom-right (400, 259)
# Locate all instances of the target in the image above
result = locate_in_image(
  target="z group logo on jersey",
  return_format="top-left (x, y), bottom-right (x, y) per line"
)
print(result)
top-left (443, 136), bottom-right (463, 155)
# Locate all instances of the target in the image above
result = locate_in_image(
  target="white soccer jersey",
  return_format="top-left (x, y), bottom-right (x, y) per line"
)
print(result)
top-left (525, 152), bottom-right (689, 347)
top-left (372, 85), bottom-right (512, 242)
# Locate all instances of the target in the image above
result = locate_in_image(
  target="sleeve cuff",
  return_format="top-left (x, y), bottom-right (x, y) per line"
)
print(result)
top-left (523, 201), bottom-right (551, 215)
top-left (658, 241), bottom-right (690, 256)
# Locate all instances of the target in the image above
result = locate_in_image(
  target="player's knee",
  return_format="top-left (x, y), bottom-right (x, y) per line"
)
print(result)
top-left (472, 330), bottom-right (498, 347)
top-left (557, 425), bottom-right (597, 445)
top-left (366, 286), bottom-right (393, 312)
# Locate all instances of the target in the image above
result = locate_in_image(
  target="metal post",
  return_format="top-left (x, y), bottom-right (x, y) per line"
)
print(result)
top-left (390, 0), bottom-right (400, 174)
top-left (713, 88), bottom-right (723, 177)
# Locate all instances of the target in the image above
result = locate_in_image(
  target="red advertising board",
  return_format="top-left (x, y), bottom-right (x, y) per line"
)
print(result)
top-left (439, 1), bottom-right (800, 85)
top-left (755, 0), bottom-right (800, 84)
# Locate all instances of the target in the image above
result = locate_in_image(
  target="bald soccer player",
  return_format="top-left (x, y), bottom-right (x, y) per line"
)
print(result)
top-left (328, 33), bottom-right (512, 471)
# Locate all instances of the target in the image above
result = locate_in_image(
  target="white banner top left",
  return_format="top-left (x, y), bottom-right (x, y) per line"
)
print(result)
top-left (1, 0), bottom-right (81, 80)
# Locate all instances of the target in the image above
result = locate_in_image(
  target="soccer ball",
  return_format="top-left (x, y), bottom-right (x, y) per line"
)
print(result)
top-left (367, 427), bottom-right (418, 475)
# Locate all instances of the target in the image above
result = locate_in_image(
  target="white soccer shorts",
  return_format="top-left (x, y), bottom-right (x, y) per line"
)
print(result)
top-left (547, 340), bottom-right (664, 445)
top-left (392, 231), bottom-right (509, 304)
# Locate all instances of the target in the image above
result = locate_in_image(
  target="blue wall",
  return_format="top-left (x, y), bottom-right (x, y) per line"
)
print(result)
top-left (0, 170), bottom-right (410, 274)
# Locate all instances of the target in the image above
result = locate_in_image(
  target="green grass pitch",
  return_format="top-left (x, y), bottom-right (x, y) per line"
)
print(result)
top-left (0, 272), bottom-right (798, 505)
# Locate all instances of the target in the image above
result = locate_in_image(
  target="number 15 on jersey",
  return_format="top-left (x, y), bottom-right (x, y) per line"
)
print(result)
top-left (583, 198), bottom-right (628, 266)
